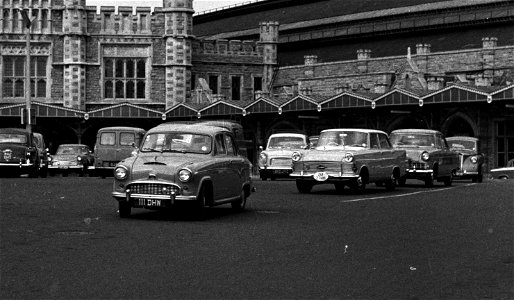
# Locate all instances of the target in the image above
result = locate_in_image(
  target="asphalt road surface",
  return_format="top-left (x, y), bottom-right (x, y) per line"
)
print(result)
top-left (1, 176), bottom-right (513, 299)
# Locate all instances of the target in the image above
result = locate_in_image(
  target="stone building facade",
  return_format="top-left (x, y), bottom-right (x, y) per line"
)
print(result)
top-left (0, 0), bottom-right (513, 171)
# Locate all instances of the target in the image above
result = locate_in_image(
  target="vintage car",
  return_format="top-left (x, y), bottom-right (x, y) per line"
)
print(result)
top-left (489, 159), bottom-right (514, 180)
top-left (48, 144), bottom-right (94, 176)
top-left (111, 123), bottom-right (254, 218)
top-left (446, 136), bottom-right (485, 182)
top-left (389, 129), bottom-right (460, 187)
top-left (289, 129), bottom-right (406, 193)
top-left (258, 133), bottom-right (309, 180)
top-left (308, 135), bottom-right (319, 148)
top-left (0, 128), bottom-right (46, 177)
top-left (93, 126), bottom-right (146, 177)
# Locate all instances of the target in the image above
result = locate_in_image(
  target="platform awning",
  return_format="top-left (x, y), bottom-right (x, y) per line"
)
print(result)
top-left (87, 103), bottom-right (164, 119)
top-left (320, 92), bottom-right (372, 110)
top-left (0, 102), bottom-right (85, 118)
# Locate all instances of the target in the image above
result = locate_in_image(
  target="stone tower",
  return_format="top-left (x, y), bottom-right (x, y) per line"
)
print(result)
top-left (259, 21), bottom-right (279, 93)
top-left (163, 0), bottom-right (194, 108)
top-left (62, 0), bottom-right (87, 110)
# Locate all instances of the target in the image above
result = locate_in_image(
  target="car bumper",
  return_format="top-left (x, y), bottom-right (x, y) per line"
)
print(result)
top-left (404, 168), bottom-right (433, 178)
top-left (0, 162), bottom-right (34, 167)
top-left (290, 172), bottom-right (359, 182)
top-left (455, 170), bottom-right (479, 177)
top-left (259, 166), bottom-right (292, 175)
top-left (112, 191), bottom-right (196, 202)
top-left (48, 165), bottom-right (84, 170)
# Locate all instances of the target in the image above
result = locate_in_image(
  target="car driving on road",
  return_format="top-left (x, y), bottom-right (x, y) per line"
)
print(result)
top-left (111, 123), bottom-right (254, 218)
top-left (290, 129), bottom-right (406, 193)
top-left (390, 129), bottom-right (459, 187)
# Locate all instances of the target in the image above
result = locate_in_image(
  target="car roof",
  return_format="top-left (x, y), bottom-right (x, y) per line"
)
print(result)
top-left (58, 144), bottom-right (89, 147)
top-left (446, 136), bottom-right (478, 142)
top-left (97, 126), bottom-right (146, 132)
top-left (320, 128), bottom-right (387, 134)
top-left (148, 123), bottom-right (230, 135)
top-left (268, 133), bottom-right (307, 138)
top-left (390, 129), bottom-right (441, 134)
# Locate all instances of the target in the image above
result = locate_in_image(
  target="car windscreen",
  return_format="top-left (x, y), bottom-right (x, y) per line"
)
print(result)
top-left (317, 131), bottom-right (368, 148)
top-left (56, 146), bottom-right (85, 155)
top-left (267, 136), bottom-right (306, 149)
top-left (390, 133), bottom-right (436, 147)
top-left (448, 140), bottom-right (476, 151)
top-left (141, 133), bottom-right (212, 154)
top-left (0, 133), bottom-right (27, 144)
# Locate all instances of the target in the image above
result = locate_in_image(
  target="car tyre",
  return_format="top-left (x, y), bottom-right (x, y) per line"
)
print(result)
top-left (231, 189), bottom-right (247, 211)
top-left (398, 177), bottom-right (406, 186)
top-left (385, 175), bottom-right (396, 191)
top-left (425, 173), bottom-right (434, 187)
top-left (119, 201), bottom-right (131, 218)
top-left (296, 180), bottom-right (313, 194)
top-left (334, 183), bottom-right (345, 194)
top-left (350, 176), bottom-right (366, 193)
top-left (194, 185), bottom-right (208, 220)
top-left (443, 173), bottom-right (453, 187)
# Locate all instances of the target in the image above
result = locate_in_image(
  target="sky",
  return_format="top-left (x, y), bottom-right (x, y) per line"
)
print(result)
top-left (86, 0), bottom-right (253, 14)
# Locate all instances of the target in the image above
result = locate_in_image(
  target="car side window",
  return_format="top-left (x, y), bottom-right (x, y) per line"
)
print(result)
top-left (215, 134), bottom-right (226, 155)
top-left (120, 132), bottom-right (135, 146)
top-left (370, 133), bottom-right (380, 149)
top-left (224, 134), bottom-right (236, 156)
top-left (378, 134), bottom-right (391, 149)
top-left (100, 132), bottom-right (116, 145)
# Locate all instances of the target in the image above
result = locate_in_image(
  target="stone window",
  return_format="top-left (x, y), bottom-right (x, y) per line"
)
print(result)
top-left (231, 75), bottom-right (242, 100)
top-left (104, 58), bottom-right (146, 99)
top-left (253, 76), bottom-right (262, 92)
top-left (2, 56), bottom-right (47, 98)
top-left (208, 75), bottom-right (218, 94)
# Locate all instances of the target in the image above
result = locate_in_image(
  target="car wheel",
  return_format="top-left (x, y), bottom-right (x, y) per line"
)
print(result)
top-left (119, 201), bottom-right (131, 218)
top-left (398, 177), bottom-right (406, 186)
top-left (350, 176), bottom-right (366, 193)
top-left (195, 185), bottom-right (208, 219)
top-left (334, 183), bottom-right (345, 194)
top-left (231, 189), bottom-right (247, 211)
top-left (296, 180), bottom-right (313, 194)
top-left (385, 175), bottom-right (396, 191)
top-left (260, 172), bottom-right (268, 181)
top-left (425, 173), bottom-right (434, 187)
top-left (29, 166), bottom-right (39, 178)
top-left (443, 173), bottom-right (453, 187)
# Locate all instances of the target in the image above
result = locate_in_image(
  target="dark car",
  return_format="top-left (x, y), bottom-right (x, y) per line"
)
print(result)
top-left (446, 136), bottom-right (485, 182)
top-left (0, 128), bottom-right (46, 177)
top-left (48, 144), bottom-right (94, 176)
top-left (112, 123), bottom-right (254, 218)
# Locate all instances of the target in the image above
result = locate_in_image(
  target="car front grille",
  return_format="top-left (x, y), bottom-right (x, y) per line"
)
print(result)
top-left (303, 162), bottom-right (342, 172)
top-left (127, 183), bottom-right (181, 195)
top-left (270, 158), bottom-right (291, 166)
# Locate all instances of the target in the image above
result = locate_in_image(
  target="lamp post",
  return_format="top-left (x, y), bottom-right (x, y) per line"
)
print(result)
top-left (18, 8), bottom-right (32, 133)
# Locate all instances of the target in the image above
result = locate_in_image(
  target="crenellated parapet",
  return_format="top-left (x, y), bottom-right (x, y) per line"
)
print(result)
top-left (86, 6), bottom-right (154, 35)
top-left (192, 39), bottom-right (264, 57)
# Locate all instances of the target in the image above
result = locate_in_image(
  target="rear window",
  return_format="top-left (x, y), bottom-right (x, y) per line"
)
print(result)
top-left (120, 132), bottom-right (135, 146)
top-left (100, 132), bottom-right (116, 145)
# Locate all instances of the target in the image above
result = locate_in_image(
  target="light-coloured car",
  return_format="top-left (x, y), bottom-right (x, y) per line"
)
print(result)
top-left (390, 129), bottom-right (460, 187)
top-left (258, 133), bottom-right (309, 180)
top-left (490, 159), bottom-right (514, 180)
top-left (111, 123), bottom-right (254, 218)
top-left (48, 144), bottom-right (94, 177)
top-left (446, 136), bottom-right (485, 182)
top-left (290, 129), bottom-right (406, 193)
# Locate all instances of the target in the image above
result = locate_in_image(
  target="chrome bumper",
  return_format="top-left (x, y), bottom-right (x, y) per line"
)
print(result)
top-left (112, 191), bottom-right (196, 201)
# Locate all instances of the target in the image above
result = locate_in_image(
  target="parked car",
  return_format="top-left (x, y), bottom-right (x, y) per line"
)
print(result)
top-left (389, 129), bottom-right (459, 187)
top-left (290, 129), bottom-right (406, 193)
top-left (111, 123), bottom-right (254, 218)
top-left (489, 159), bottom-right (514, 180)
top-left (48, 144), bottom-right (94, 176)
top-left (446, 136), bottom-right (485, 182)
top-left (258, 133), bottom-right (309, 180)
top-left (0, 128), bottom-right (46, 177)
top-left (93, 126), bottom-right (146, 177)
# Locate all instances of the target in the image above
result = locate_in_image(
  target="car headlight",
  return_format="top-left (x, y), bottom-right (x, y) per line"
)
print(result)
top-left (291, 151), bottom-right (302, 162)
top-left (77, 156), bottom-right (82, 162)
top-left (114, 166), bottom-right (128, 180)
top-left (470, 156), bottom-right (478, 164)
top-left (421, 151), bottom-right (430, 161)
top-left (343, 152), bottom-right (354, 163)
top-left (178, 169), bottom-right (192, 182)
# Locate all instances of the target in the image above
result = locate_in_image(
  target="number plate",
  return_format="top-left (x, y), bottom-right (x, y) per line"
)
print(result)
top-left (59, 166), bottom-right (69, 169)
top-left (273, 169), bottom-right (289, 175)
top-left (313, 172), bottom-right (329, 181)
top-left (4, 152), bottom-right (11, 160)
top-left (136, 198), bottom-right (165, 207)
